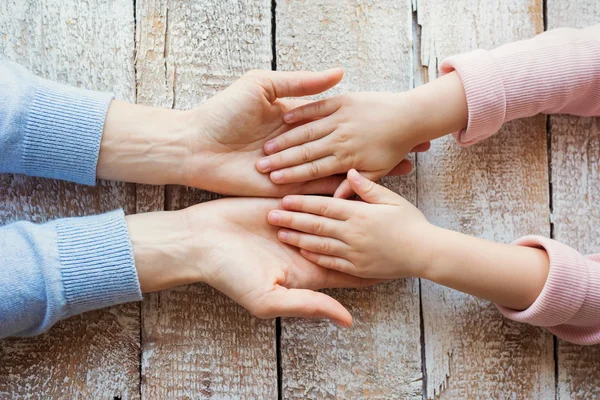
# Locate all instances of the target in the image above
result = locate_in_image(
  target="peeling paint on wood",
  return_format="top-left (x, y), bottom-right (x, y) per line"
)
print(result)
top-left (0, 1), bottom-right (140, 399)
top-left (415, 0), bottom-right (555, 398)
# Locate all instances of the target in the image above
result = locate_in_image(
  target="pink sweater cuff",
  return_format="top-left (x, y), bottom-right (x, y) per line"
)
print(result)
top-left (497, 236), bottom-right (600, 345)
top-left (441, 26), bottom-right (600, 146)
top-left (440, 50), bottom-right (506, 146)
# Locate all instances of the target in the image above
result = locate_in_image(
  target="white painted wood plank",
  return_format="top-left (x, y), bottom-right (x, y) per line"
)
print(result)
top-left (277, 1), bottom-right (423, 398)
top-left (415, 0), bottom-right (555, 398)
top-left (0, 1), bottom-right (140, 399)
top-left (547, 2), bottom-right (600, 398)
top-left (135, 1), bottom-right (278, 398)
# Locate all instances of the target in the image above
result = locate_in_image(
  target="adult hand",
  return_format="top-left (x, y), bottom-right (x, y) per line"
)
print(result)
top-left (97, 69), bottom-right (420, 196)
top-left (126, 197), bottom-right (381, 326)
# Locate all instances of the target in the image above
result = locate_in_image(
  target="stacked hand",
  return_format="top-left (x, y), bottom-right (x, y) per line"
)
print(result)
top-left (267, 169), bottom-right (436, 279)
top-left (127, 197), bottom-right (380, 326)
top-left (255, 92), bottom-right (430, 197)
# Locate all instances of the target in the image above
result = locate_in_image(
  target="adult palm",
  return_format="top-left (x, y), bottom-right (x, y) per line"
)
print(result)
top-left (185, 197), bottom-right (379, 325)
top-left (184, 69), bottom-right (347, 196)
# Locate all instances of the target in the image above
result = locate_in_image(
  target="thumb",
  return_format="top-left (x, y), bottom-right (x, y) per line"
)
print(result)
top-left (265, 287), bottom-right (352, 327)
top-left (347, 169), bottom-right (401, 205)
top-left (252, 68), bottom-right (344, 101)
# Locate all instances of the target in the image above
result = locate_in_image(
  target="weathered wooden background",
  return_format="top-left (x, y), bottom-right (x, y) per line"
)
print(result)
top-left (0, 0), bottom-right (598, 398)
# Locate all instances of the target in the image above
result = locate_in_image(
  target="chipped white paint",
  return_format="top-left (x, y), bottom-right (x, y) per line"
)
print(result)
top-left (0, 1), bottom-right (140, 399)
top-left (547, 2), bottom-right (600, 398)
top-left (136, 1), bottom-right (277, 398)
top-left (416, 0), bottom-right (554, 398)
top-left (277, 1), bottom-right (422, 398)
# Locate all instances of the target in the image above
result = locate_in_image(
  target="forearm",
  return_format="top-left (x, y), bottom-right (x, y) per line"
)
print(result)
top-left (126, 209), bottom-right (201, 293)
top-left (407, 72), bottom-right (468, 143)
top-left (0, 211), bottom-right (141, 338)
top-left (96, 100), bottom-right (191, 185)
top-left (424, 227), bottom-right (550, 310)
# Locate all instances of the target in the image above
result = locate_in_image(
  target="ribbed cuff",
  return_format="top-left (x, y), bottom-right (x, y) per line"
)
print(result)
top-left (496, 236), bottom-right (589, 327)
top-left (56, 209), bottom-right (142, 318)
top-left (22, 77), bottom-right (114, 185)
top-left (440, 49), bottom-right (506, 146)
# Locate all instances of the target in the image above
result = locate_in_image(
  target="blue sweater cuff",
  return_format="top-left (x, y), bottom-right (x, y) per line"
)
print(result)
top-left (56, 210), bottom-right (142, 317)
top-left (22, 78), bottom-right (114, 185)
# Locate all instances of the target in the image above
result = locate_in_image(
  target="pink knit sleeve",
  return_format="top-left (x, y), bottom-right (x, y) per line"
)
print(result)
top-left (440, 25), bottom-right (600, 146)
top-left (496, 236), bottom-right (600, 345)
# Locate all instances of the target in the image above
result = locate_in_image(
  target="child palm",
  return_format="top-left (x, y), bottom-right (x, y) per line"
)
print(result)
top-left (255, 92), bottom-right (428, 198)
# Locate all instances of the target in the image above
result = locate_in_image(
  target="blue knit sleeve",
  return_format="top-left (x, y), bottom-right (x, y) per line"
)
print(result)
top-left (0, 61), bottom-right (114, 185)
top-left (0, 210), bottom-right (142, 338)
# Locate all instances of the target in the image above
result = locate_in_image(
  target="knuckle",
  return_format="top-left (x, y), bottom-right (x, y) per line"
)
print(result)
top-left (301, 145), bottom-right (312, 162)
top-left (335, 131), bottom-right (351, 144)
top-left (303, 125), bottom-right (315, 141)
top-left (317, 239), bottom-right (330, 253)
top-left (318, 201), bottom-right (330, 216)
top-left (308, 161), bottom-right (321, 178)
top-left (312, 219), bottom-right (325, 234)
top-left (314, 101), bottom-right (325, 115)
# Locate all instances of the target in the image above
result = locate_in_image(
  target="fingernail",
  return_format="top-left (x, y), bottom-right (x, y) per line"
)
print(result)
top-left (271, 171), bottom-right (283, 182)
top-left (269, 211), bottom-right (280, 223)
top-left (332, 319), bottom-right (350, 328)
top-left (279, 230), bottom-right (289, 240)
top-left (283, 112), bottom-right (294, 122)
top-left (264, 141), bottom-right (276, 153)
top-left (282, 197), bottom-right (293, 208)
top-left (257, 158), bottom-right (270, 172)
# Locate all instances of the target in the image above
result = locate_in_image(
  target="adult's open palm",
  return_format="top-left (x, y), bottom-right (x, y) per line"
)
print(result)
top-left (184, 69), bottom-right (347, 196)
top-left (185, 197), bottom-right (380, 325)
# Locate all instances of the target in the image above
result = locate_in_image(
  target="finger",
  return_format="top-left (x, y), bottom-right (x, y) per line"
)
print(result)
top-left (412, 141), bottom-right (431, 153)
top-left (257, 139), bottom-right (331, 173)
top-left (265, 287), bottom-right (352, 327)
top-left (347, 169), bottom-right (401, 205)
top-left (300, 249), bottom-right (357, 276)
top-left (250, 68), bottom-right (344, 101)
top-left (268, 210), bottom-right (344, 237)
top-left (270, 156), bottom-right (342, 184)
top-left (277, 229), bottom-right (349, 258)
top-left (282, 97), bottom-right (343, 124)
top-left (294, 175), bottom-right (346, 195)
top-left (281, 195), bottom-right (352, 220)
top-left (387, 159), bottom-right (413, 176)
top-left (264, 119), bottom-right (335, 155)
top-left (333, 179), bottom-right (354, 199)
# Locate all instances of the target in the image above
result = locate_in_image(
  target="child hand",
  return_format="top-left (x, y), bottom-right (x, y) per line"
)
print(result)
top-left (255, 92), bottom-right (428, 197)
top-left (267, 169), bottom-right (438, 279)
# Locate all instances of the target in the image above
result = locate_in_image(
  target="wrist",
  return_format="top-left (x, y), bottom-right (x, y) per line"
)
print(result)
top-left (97, 100), bottom-right (192, 185)
top-left (416, 225), bottom-right (452, 280)
top-left (126, 210), bottom-right (202, 293)
top-left (408, 71), bottom-right (468, 142)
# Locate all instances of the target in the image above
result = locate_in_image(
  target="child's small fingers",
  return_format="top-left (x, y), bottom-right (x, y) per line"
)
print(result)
top-left (283, 97), bottom-right (342, 124)
top-left (257, 140), bottom-right (331, 173)
top-left (268, 210), bottom-right (344, 238)
top-left (270, 156), bottom-right (340, 184)
top-left (264, 120), bottom-right (333, 154)
top-left (333, 179), bottom-right (355, 199)
top-left (278, 229), bottom-right (349, 258)
top-left (387, 159), bottom-right (413, 176)
top-left (281, 195), bottom-right (352, 220)
top-left (412, 141), bottom-right (431, 153)
top-left (300, 249), bottom-right (357, 275)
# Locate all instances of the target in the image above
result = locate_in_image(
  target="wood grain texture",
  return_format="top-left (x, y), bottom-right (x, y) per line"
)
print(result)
top-left (277, 1), bottom-right (423, 398)
top-left (135, 1), bottom-right (277, 398)
top-left (415, 0), bottom-right (554, 398)
top-left (0, 1), bottom-right (140, 399)
top-left (547, 2), bottom-right (600, 398)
